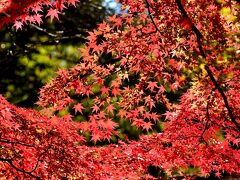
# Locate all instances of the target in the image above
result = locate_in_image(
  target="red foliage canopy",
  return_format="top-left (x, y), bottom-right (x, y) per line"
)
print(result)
top-left (0, 0), bottom-right (79, 30)
top-left (0, 0), bottom-right (239, 179)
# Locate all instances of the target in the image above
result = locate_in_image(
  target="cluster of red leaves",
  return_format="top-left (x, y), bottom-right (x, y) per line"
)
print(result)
top-left (0, 0), bottom-right (79, 30)
top-left (1, 0), bottom-right (240, 179)
top-left (0, 95), bottom-right (87, 178)
top-left (0, 95), bottom-right (156, 179)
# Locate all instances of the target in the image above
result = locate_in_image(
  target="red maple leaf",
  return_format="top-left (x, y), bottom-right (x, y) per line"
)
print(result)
top-left (67, 0), bottom-right (79, 7)
top-left (46, 9), bottom-right (60, 22)
top-left (111, 87), bottom-right (120, 97)
top-left (13, 21), bottom-right (23, 31)
top-left (150, 112), bottom-right (159, 122)
top-left (106, 104), bottom-right (115, 114)
top-left (91, 133), bottom-right (101, 142)
top-left (142, 122), bottom-right (153, 132)
top-left (73, 103), bottom-right (84, 114)
top-left (33, 14), bottom-right (43, 25)
top-left (92, 104), bottom-right (100, 113)
top-left (147, 81), bottom-right (158, 92)
top-left (104, 118), bottom-right (118, 130)
top-left (118, 109), bottom-right (127, 119)
top-left (100, 86), bottom-right (109, 95)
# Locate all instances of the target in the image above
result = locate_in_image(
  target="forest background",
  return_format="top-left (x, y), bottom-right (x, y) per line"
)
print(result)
top-left (0, 0), bottom-right (117, 107)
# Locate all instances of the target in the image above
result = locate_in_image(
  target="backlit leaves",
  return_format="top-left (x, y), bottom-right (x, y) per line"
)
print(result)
top-left (1, 0), bottom-right (240, 179)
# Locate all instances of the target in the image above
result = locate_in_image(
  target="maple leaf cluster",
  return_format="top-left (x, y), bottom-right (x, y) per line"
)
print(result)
top-left (0, 0), bottom-right (79, 30)
top-left (0, 95), bottom-right (85, 178)
top-left (0, 0), bottom-right (240, 179)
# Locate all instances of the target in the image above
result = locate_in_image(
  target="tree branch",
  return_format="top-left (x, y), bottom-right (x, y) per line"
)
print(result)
top-left (30, 24), bottom-right (57, 37)
top-left (0, 158), bottom-right (41, 179)
top-left (175, 0), bottom-right (240, 131)
top-left (30, 24), bottom-right (87, 41)
top-left (0, 144), bottom-right (51, 179)
top-left (0, 138), bottom-right (34, 147)
top-left (144, 0), bottom-right (163, 43)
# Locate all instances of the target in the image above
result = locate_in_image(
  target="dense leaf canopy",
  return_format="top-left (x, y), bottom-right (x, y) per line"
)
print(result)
top-left (0, 0), bottom-right (239, 179)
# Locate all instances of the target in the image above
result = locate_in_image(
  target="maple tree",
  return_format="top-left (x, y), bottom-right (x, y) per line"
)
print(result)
top-left (0, 0), bottom-right (240, 179)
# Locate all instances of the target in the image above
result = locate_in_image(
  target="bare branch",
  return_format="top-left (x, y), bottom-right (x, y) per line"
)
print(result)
top-left (30, 24), bottom-right (57, 37)
top-left (30, 24), bottom-right (87, 41)
top-left (0, 138), bottom-right (34, 147)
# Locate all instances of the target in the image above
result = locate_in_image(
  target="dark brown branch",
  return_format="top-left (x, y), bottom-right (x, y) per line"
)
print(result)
top-left (29, 148), bottom-right (49, 174)
top-left (175, 0), bottom-right (240, 132)
top-left (0, 158), bottom-right (41, 179)
top-left (0, 138), bottom-right (51, 179)
top-left (0, 138), bottom-right (34, 147)
top-left (175, 0), bottom-right (202, 41)
top-left (0, 145), bottom-right (51, 179)
top-left (144, 0), bottom-right (163, 43)
top-left (204, 65), bottom-right (240, 131)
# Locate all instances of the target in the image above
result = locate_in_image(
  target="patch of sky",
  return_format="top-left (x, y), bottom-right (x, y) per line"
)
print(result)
top-left (103, 0), bottom-right (122, 14)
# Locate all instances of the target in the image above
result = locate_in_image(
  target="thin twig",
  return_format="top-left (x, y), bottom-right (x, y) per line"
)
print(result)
top-left (30, 24), bottom-right (87, 41)
top-left (144, 0), bottom-right (163, 43)
top-left (0, 138), bottom-right (34, 147)
top-left (30, 24), bottom-right (57, 37)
